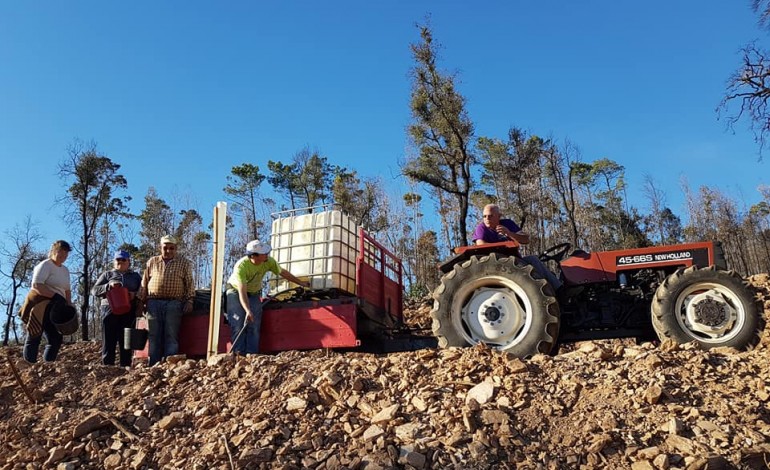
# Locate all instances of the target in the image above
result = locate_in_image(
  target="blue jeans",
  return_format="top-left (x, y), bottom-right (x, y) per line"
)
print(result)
top-left (226, 290), bottom-right (263, 354)
top-left (522, 255), bottom-right (562, 291)
top-left (145, 299), bottom-right (183, 366)
top-left (23, 309), bottom-right (63, 363)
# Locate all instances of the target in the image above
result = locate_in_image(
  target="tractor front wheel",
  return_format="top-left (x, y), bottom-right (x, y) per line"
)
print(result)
top-left (652, 266), bottom-right (761, 350)
top-left (430, 253), bottom-right (560, 358)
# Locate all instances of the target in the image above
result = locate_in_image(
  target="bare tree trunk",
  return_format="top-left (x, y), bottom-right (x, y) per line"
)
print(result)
top-left (2, 287), bottom-right (18, 346)
top-left (80, 214), bottom-right (91, 341)
top-left (761, 231), bottom-right (770, 273)
top-left (2, 312), bottom-right (9, 346)
top-left (12, 314), bottom-right (19, 344)
top-left (3, 306), bottom-right (12, 346)
top-left (437, 192), bottom-right (452, 251)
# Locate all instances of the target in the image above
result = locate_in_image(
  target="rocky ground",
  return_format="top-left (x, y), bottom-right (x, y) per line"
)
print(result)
top-left (2, 276), bottom-right (770, 470)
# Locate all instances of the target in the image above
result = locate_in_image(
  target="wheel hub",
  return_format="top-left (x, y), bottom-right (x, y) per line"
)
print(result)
top-left (462, 287), bottom-right (526, 346)
top-left (692, 298), bottom-right (727, 327)
top-left (684, 290), bottom-right (735, 336)
top-left (483, 306), bottom-right (501, 322)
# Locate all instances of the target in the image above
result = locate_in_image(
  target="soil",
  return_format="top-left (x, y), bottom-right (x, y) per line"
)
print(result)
top-left (1, 275), bottom-right (769, 470)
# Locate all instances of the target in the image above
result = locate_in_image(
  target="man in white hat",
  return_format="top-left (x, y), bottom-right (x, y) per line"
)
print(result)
top-left (139, 234), bottom-right (195, 365)
top-left (225, 239), bottom-right (310, 354)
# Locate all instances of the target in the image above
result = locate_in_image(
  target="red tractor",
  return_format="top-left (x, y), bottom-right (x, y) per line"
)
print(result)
top-left (431, 240), bottom-right (763, 357)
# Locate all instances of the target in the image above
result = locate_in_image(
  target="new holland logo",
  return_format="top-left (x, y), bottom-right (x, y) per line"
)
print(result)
top-left (616, 251), bottom-right (693, 266)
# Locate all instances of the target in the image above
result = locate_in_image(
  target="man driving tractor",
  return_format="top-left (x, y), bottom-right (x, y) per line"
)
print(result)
top-left (472, 203), bottom-right (562, 291)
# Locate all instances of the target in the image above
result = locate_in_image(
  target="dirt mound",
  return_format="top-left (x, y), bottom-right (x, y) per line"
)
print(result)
top-left (1, 278), bottom-right (769, 470)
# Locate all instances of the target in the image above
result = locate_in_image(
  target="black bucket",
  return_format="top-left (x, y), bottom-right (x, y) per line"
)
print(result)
top-left (50, 305), bottom-right (79, 335)
top-left (124, 328), bottom-right (148, 350)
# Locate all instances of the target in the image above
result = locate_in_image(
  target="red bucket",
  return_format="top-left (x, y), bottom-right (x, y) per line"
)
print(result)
top-left (107, 286), bottom-right (132, 315)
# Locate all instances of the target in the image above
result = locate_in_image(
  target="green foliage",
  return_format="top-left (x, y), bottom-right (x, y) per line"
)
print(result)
top-left (405, 282), bottom-right (429, 300)
top-left (175, 209), bottom-right (203, 243)
top-left (136, 187), bottom-right (174, 265)
top-left (135, 189), bottom-right (210, 287)
top-left (295, 150), bottom-right (333, 207)
top-left (659, 208), bottom-right (683, 245)
top-left (750, 201), bottom-right (770, 219)
top-left (224, 163), bottom-right (268, 239)
top-left (268, 147), bottom-right (343, 211)
top-left (403, 192), bottom-right (422, 207)
top-left (403, 25), bottom-right (476, 246)
top-left (60, 144), bottom-right (129, 241)
top-left (57, 140), bottom-right (130, 340)
top-left (332, 170), bottom-right (388, 232)
top-left (477, 128), bottom-right (557, 231)
top-left (266, 160), bottom-right (300, 209)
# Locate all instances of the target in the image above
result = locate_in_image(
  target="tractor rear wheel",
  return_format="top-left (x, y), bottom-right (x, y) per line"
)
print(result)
top-left (652, 266), bottom-right (761, 349)
top-left (430, 253), bottom-right (560, 358)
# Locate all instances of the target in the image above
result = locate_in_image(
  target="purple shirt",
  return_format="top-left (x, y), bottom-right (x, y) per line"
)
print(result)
top-left (471, 219), bottom-right (521, 243)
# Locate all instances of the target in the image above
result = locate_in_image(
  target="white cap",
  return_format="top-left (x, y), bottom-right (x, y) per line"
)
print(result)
top-left (160, 235), bottom-right (178, 245)
top-left (246, 240), bottom-right (271, 255)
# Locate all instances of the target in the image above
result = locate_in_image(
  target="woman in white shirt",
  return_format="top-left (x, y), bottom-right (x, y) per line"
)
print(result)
top-left (22, 240), bottom-right (72, 363)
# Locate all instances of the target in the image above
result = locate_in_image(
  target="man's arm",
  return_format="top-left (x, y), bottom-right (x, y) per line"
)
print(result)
top-left (139, 260), bottom-right (152, 310)
top-left (496, 221), bottom-right (530, 245)
top-left (497, 226), bottom-right (530, 244)
top-left (91, 271), bottom-right (111, 298)
top-left (236, 282), bottom-right (255, 323)
top-left (475, 226), bottom-right (529, 245)
top-left (280, 269), bottom-right (310, 288)
top-left (139, 269), bottom-right (149, 300)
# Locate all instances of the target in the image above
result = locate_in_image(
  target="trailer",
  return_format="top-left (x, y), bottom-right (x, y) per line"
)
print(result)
top-left (134, 206), bottom-right (425, 359)
top-left (259, 207), bottom-right (405, 352)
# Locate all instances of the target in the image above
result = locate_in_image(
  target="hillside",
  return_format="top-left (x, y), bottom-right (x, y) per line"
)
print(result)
top-left (1, 276), bottom-right (769, 470)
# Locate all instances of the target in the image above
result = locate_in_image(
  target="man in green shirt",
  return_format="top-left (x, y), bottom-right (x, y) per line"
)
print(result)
top-left (226, 240), bottom-right (309, 354)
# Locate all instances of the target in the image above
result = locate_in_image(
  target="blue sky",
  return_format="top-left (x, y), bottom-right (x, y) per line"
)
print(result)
top-left (0, 1), bottom-right (767, 249)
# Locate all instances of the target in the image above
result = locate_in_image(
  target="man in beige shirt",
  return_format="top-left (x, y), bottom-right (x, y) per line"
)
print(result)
top-left (139, 235), bottom-right (195, 366)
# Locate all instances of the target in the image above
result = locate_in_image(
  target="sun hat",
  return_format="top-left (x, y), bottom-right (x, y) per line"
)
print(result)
top-left (245, 240), bottom-right (271, 256)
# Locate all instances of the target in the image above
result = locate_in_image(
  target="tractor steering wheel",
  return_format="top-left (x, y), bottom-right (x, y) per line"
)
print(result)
top-left (539, 242), bottom-right (572, 263)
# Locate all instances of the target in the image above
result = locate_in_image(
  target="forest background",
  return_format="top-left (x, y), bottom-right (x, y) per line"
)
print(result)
top-left (3, 2), bottom-right (770, 344)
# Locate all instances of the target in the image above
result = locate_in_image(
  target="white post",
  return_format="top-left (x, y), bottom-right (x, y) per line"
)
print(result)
top-left (207, 201), bottom-right (227, 358)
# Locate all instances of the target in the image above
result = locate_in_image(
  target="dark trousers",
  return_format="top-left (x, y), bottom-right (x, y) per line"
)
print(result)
top-left (23, 309), bottom-right (63, 363)
top-left (101, 306), bottom-right (136, 366)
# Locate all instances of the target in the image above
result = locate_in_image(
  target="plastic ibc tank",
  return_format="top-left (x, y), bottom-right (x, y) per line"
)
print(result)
top-left (269, 209), bottom-right (358, 295)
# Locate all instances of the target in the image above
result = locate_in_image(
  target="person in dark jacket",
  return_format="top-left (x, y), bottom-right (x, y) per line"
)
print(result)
top-left (92, 250), bottom-right (142, 367)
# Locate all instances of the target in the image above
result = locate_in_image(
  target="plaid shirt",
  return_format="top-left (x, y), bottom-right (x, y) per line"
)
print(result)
top-left (141, 255), bottom-right (195, 302)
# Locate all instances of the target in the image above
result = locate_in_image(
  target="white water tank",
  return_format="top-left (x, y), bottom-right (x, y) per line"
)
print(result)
top-left (268, 209), bottom-right (359, 295)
